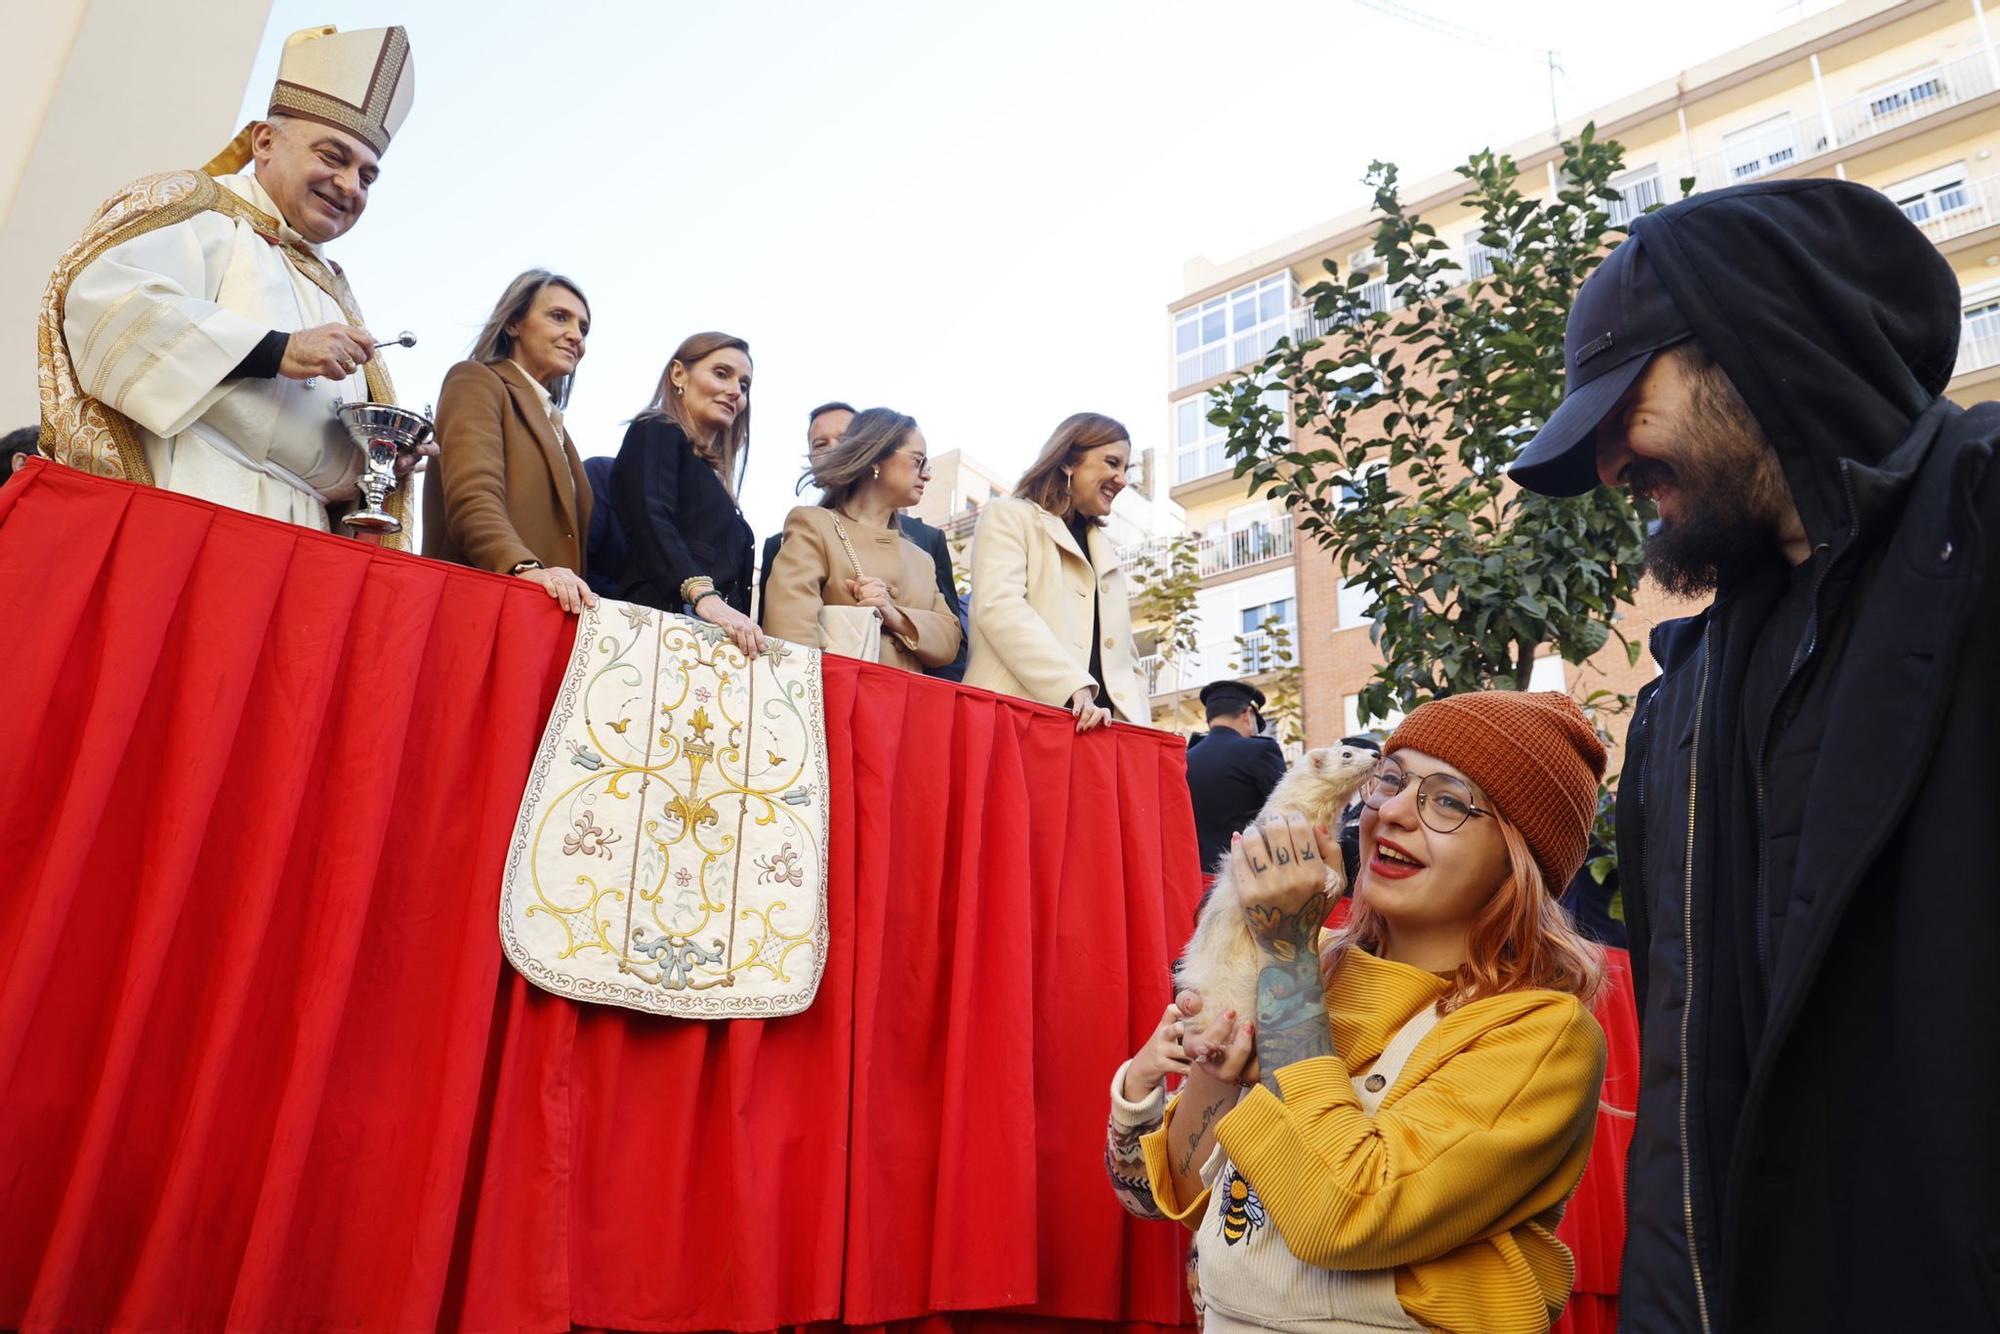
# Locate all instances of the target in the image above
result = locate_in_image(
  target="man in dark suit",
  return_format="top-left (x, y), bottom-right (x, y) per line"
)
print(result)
top-left (581, 454), bottom-right (626, 599)
top-left (1184, 679), bottom-right (1286, 882)
top-left (758, 401), bottom-right (967, 680)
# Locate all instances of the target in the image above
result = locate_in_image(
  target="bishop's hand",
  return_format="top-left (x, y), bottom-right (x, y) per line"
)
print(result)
top-left (282, 323), bottom-right (376, 382)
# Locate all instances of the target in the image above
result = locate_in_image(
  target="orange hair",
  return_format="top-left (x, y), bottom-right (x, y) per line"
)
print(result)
top-left (1321, 815), bottom-right (1603, 1012)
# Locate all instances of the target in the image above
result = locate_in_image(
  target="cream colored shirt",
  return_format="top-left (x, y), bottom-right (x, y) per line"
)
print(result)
top-left (506, 359), bottom-right (558, 428)
top-left (62, 171), bottom-right (365, 528)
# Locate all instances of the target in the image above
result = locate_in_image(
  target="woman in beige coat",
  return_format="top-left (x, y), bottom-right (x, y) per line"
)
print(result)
top-left (964, 413), bottom-right (1148, 733)
top-left (761, 408), bottom-right (962, 673)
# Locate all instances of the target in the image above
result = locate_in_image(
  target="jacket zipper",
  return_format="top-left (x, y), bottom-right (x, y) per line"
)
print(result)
top-left (1625, 693), bottom-right (1653, 939)
top-left (1681, 623), bottom-right (1714, 1334)
top-left (1750, 459), bottom-right (1862, 983)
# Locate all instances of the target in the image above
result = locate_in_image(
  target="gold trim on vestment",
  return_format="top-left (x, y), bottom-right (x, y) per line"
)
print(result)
top-left (202, 124), bottom-right (256, 177)
top-left (36, 169), bottom-right (409, 544)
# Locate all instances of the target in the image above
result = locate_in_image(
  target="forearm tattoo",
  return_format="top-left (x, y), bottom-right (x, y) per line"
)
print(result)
top-left (1177, 1095), bottom-right (1227, 1175)
top-left (1254, 953), bottom-right (1334, 1097)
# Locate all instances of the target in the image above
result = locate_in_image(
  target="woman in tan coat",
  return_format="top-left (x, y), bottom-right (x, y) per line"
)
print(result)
top-left (761, 408), bottom-right (962, 672)
top-left (964, 413), bottom-right (1148, 732)
top-left (422, 269), bottom-right (595, 613)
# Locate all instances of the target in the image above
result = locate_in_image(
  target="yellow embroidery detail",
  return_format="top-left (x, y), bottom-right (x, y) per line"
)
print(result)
top-left (503, 609), bottom-right (830, 1017)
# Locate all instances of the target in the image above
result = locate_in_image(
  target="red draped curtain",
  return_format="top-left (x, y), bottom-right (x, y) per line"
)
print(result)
top-left (0, 462), bottom-right (1199, 1334)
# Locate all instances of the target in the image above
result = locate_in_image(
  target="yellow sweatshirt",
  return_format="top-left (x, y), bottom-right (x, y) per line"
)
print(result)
top-left (1140, 948), bottom-right (1606, 1334)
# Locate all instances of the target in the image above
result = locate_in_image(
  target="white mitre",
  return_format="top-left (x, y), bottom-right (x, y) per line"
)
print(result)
top-left (267, 24), bottom-right (415, 156)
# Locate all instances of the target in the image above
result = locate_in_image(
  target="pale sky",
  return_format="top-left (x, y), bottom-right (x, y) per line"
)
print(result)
top-left (238, 0), bottom-right (1811, 542)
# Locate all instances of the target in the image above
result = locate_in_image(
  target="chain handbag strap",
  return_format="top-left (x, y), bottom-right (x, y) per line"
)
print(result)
top-left (828, 514), bottom-right (868, 583)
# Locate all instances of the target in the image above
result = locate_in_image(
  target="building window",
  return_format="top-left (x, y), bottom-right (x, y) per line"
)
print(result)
top-left (1605, 165), bottom-right (1663, 227)
top-left (1886, 161), bottom-right (1971, 225)
top-left (1336, 459), bottom-right (1389, 513)
top-left (1175, 387), bottom-right (1285, 486)
top-left (1173, 272), bottom-right (1294, 389)
top-left (1238, 598), bottom-right (1295, 674)
top-left (1527, 655), bottom-right (1568, 693)
top-left (1960, 296), bottom-right (2000, 377)
top-left (1724, 114), bottom-right (1799, 182)
top-left (1864, 66), bottom-right (1947, 123)
top-left (1175, 398), bottom-right (1228, 484)
top-left (1335, 577), bottom-right (1374, 629)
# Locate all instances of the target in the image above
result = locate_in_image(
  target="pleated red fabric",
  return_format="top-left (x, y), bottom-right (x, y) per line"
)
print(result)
top-left (0, 462), bottom-right (1199, 1334)
top-left (1554, 946), bottom-right (1638, 1334)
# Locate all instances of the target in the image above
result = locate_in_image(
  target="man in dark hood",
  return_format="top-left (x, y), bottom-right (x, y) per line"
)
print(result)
top-left (1512, 179), bottom-right (1999, 1331)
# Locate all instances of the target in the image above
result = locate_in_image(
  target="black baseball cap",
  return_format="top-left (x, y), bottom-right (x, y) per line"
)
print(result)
top-left (1509, 236), bottom-right (1694, 497)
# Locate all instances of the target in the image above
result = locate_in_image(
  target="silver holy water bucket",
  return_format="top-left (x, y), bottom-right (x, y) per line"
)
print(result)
top-left (330, 398), bottom-right (435, 533)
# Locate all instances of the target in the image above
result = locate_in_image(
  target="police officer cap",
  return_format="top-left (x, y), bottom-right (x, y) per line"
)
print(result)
top-left (1200, 679), bottom-right (1267, 714)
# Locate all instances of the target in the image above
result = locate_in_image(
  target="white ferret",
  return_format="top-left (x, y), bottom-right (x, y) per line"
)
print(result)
top-left (1173, 742), bottom-right (1380, 1036)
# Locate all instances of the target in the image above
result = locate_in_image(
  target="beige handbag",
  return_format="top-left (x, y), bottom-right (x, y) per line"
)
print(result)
top-left (816, 516), bottom-right (884, 663)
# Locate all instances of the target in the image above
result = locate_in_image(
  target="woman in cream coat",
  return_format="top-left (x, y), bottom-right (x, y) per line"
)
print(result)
top-left (761, 408), bottom-right (962, 673)
top-left (965, 412), bottom-right (1148, 732)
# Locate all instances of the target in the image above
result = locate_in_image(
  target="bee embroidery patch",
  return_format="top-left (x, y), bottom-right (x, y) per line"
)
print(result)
top-left (1218, 1167), bottom-right (1267, 1245)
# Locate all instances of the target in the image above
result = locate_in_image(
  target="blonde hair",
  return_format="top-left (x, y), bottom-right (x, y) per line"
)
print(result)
top-left (1322, 814), bottom-right (1604, 1012)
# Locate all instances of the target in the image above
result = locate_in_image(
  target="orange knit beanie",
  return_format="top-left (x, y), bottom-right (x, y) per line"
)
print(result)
top-left (1382, 690), bottom-right (1607, 890)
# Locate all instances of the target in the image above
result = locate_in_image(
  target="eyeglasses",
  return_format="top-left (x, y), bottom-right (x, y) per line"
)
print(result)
top-left (897, 450), bottom-right (932, 478)
top-left (1361, 760), bottom-right (1493, 835)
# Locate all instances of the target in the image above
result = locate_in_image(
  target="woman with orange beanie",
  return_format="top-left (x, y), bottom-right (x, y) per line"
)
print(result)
top-left (1126, 690), bottom-right (1609, 1334)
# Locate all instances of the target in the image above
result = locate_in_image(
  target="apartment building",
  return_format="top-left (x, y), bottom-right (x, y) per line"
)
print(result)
top-left (1149, 0), bottom-right (2000, 753)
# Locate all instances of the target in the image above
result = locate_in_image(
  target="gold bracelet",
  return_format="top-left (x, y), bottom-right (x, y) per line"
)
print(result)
top-left (679, 575), bottom-right (716, 604)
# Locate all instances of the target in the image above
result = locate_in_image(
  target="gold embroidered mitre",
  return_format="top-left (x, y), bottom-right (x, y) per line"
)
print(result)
top-left (268, 25), bottom-right (415, 156)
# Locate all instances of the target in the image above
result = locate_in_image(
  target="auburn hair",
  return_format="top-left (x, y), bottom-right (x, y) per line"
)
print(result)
top-left (1322, 815), bottom-right (1603, 1012)
top-left (1013, 411), bottom-right (1129, 527)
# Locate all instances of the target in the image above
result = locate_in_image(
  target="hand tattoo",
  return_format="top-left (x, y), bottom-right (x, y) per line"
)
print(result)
top-left (1273, 846), bottom-right (1291, 866)
top-left (1244, 890), bottom-right (1333, 953)
top-left (1248, 854), bottom-right (1267, 872)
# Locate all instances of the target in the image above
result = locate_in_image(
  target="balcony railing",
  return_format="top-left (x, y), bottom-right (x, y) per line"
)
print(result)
top-left (1235, 626), bottom-right (1299, 676)
top-left (1136, 628), bottom-right (1297, 698)
top-left (1690, 47), bottom-right (2000, 193)
top-left (1957, 314), bottom-right (2000, 378)
top-left (1292, 278), bottom-right (1392, 343)
top-left (1175, 317), bottom-right (1296, 390)
top-left (1119, 520), bottom-right (1294, 583)
top-left (1899, 171), bottom-right (2000, 245)
top-left (1204, 522), bottom-right (1293, 576)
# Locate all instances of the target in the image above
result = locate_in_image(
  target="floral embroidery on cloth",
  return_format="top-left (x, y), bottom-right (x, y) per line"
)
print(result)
top-left (499, 601), bottom-right (831, 1018)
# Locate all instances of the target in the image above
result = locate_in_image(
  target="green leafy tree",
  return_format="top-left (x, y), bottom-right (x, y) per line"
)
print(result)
top-left (1213, 125), bottom-right (1652, 732)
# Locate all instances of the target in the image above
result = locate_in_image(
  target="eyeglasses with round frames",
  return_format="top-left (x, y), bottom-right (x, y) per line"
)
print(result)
top-left (894, 449), bottom-right (932, 478)
top-left (1361, 760), bottom-right (1493, 835)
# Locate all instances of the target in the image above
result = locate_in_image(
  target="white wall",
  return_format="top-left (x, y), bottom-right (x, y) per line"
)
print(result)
top-left (0, 0), bottom-right (274, 428)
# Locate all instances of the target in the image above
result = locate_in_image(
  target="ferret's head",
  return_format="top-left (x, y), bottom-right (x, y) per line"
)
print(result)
top-left (1264, 743), bottom-right (1380, 826)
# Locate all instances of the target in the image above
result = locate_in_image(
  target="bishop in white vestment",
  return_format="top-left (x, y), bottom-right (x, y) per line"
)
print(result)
top-left (37, 25), bottom-right (417, 536)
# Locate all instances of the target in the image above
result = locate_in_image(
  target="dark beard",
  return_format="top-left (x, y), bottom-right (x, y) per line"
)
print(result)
top-left (1636, 375), bottom-right (1792, 598)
